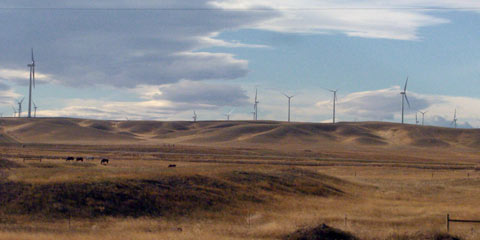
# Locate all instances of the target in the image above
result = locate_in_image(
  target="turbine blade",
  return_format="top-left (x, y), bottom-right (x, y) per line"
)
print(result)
top-left (31, 48), bottom-right (34, 62)
top-left (404, 94), bottom-right (411, 108)
top-left (404, 77), bottom-right (408, 92)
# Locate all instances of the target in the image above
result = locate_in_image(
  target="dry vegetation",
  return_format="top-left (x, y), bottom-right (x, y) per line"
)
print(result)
top-left (0, 118), bottom-right (480, 239)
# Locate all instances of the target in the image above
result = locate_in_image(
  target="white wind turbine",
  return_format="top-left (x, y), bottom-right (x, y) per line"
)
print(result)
top-left (282, 93), bottom-right (294, 122)
top-left (419, 111), bottom-right (427, 126)
top-left (326, 89), bottom-right (338, 124)
top-left (33, 101), bottom-right (38, 118)
top-left (225, 109), bottom-right (234, 121)
top-left (192, 110), bottom-right (197, 122)
top-left (27, 48), bottom-right (36, 118)
top-left (253, 88), bottom-right (259, 120)
top-left (400, 77), bottom-right (410, 124)
top-left (415, 112), bottom-right (419, 125)
top-left (17, 97), bottom-right (25, 118)
top-left (452, 109), bottom-right (458, 129)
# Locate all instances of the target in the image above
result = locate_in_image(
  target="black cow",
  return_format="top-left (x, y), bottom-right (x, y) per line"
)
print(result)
top-left (66, 156), bottom-right (74, 162)
top-left (100, 158), bottom-right (109, 165)
top-left (76, 157), bottom-right (84, 162)
top-left (168, 164), bottom-right (176, 168)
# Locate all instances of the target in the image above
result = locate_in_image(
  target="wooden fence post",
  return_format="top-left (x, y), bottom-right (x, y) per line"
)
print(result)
top-left (446, 213), bottom-right (450, 232)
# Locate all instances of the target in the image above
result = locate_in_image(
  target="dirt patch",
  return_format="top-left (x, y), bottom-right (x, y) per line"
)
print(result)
top-left (284, 224), bottom-right (358, 240)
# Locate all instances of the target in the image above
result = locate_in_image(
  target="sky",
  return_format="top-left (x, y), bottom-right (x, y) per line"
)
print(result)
top-left (1, 1), bottom-right (480, 128)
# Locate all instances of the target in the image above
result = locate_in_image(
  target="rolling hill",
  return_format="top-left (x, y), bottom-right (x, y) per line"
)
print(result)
top-left (0, 118), bottom-right (479, 152)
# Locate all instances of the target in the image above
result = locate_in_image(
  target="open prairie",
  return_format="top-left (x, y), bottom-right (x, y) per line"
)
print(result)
top-left (0, 118), bottom-right (479, 239)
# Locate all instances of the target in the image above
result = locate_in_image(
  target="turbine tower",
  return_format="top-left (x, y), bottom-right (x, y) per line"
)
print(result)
top-left (33, 101), bottom-right (38, 118)
top-left (415, 112), bottom-right (419, 125)
top-left (283, 93), bottom-right (294, 122)
top-left (192, 111), bottom-right (197, 122)
top-left (327, 89), bottom-right (338, 124)
top-left (225, 109), bottom-right (234, 121)
top-left (400, 77), bottom-right (410, 124)
top-left (253, 88), bottom-right (259, 120)
top-left (17, 98), bottom-right (24, 118)
top-left (452, 109), bottom-right (458, 129)
top-left (27, 48), bottom-right (36, 118)
top-left (419, 111), bottom-right (427, 126)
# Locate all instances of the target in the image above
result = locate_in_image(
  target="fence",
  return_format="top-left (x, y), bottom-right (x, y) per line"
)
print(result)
top-left (446, 214), bottom-right (480, 232)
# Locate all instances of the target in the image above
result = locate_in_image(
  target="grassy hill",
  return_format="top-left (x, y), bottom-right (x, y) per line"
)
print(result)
top-left (0, 118), bottom-right (478, 150)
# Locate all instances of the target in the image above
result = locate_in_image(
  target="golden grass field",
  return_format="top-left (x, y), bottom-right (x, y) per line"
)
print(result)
top-left (1, 118), bottom-right (480, 239)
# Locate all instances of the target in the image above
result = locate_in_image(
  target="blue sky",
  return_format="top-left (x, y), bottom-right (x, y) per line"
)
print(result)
top-left (1, 1), bottom-right (480, 127)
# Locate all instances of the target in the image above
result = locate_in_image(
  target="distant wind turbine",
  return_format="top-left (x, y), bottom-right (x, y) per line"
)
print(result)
top-left (327, 89), bottom-right (338, 124)
top-left (17, 97), bottom-right (25, 118)
top-left (419, 111), bottom-right (427, 126)
top-left (452, 109), bottom-right (458, 129)
top-left (283, 93), bottom-right (294, 122)
top-left (33, 101), bottom-right (38, 118)
top-left (225, 109), bottom-right (234, 121)
top-left (415, 112), bottom-right (419, 125)
top-left (192, 110), bottom-right (197, 122)
top-left (400, 77), bottom-right (410, 124)
top-left (253, 88), bottom-right (259, 120)
top-left (27, 48), bottom-right (36, 118)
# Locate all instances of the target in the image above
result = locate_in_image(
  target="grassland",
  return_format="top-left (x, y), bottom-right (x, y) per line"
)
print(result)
top-left (0, 118), bottom-right (479, 239)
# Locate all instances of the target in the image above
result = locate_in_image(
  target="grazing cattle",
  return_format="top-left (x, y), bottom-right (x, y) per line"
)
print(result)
top-left (100, 158), bottom-right (109, 165)
top-left (66, 156), bottom-right (74, 162)
top-left (168, 164), bottom-right (176, 168)
top-left (76, 157), bottom-right (84, 162)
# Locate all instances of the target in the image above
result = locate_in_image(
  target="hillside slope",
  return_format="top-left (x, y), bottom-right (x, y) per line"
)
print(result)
top-left (0, 118), bottom-right (478, 150)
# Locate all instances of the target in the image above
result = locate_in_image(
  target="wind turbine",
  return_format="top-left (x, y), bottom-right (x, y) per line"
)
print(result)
top-left (17, 98), bottom-right (25, 118)
top-left (452, 109), bottom-right (458, 129)
top-left (415, 112), bottom-right (419, 125)
top-left (12, 106), bottom-right (17, 118)
top-left (225, 109), bottom-right (234, 121)
top-left (400, 77), bottom-right (410, 124)
top-left (283, 93), bottom-right (294, 122)
top-left (27, 48), bottom-right (36, 118)
top-left (326, 89), bottom-right (338, 124)
top-left (419, 111), bottom-right (427, 126)
top-left (253, 88), bottom-right (259, 120)
top-left (33, 101), bottom-right (38, 118)
top-left (192, 110), bottom-right (197, 122)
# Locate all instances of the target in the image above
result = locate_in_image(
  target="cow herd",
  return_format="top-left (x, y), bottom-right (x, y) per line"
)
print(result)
top-left (66, 156), bottom-right (110, 165)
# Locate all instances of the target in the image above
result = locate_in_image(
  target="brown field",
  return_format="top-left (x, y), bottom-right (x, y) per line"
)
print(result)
top-left (0, 118), bottom-right (479, 239)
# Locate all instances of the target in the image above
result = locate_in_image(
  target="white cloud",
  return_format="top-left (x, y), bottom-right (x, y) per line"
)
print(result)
top-left (0, 68), bottom-right (58, 85)
top-left (1, 0), bottom-right (476, 89)
top-left (211, 0), bottom-right (453, 40)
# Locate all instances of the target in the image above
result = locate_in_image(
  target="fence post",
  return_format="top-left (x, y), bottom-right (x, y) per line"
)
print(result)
top-left (446, 213), bottom-right (450, 232)
top-left (344, 214), bottom-right (347, 227)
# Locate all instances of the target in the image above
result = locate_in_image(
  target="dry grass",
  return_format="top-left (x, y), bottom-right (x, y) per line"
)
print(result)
top-left (1, 120), bottom-right (480, 239)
